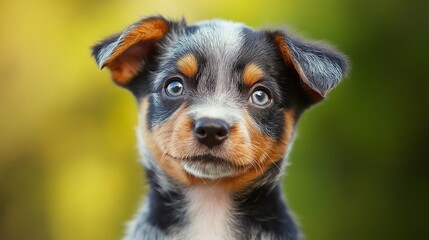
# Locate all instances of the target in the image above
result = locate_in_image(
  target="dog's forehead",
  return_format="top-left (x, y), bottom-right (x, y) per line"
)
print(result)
top-left (184, 20), bottom-right (246, 61)
top-left (155, 20), bottom-right (277, 92)
top-left (159, 20), bottom-right (248, 73)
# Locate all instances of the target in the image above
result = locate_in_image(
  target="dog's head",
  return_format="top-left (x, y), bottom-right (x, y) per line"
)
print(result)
top-left (92, 16), bottom-right (348, 191)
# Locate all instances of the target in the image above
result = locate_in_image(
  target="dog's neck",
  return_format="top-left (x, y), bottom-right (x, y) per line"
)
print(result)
top-left (124, 160), bottom-right (300, 240)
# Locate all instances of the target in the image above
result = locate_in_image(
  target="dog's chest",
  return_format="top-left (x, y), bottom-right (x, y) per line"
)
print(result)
top-left (182, 185), bottom-right (234, 240)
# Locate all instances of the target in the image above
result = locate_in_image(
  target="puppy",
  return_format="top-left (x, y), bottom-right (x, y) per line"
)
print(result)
top-left (92, 16), bottom-right (348, 240)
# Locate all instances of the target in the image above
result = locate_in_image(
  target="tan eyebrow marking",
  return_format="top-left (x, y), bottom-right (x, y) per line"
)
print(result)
top-left (243, 63), bottom-right (264, 85)
top-left (177, 53), bottom-right (198, 78)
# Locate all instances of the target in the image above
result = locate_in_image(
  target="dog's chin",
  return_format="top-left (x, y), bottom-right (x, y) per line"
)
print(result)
top-left (180, 154), bottom-right (248, 180)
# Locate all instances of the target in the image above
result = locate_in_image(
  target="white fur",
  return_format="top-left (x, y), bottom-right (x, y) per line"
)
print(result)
top-left (183, 185), bottom-right (235, 240)
top-left (183, 160), bottom-right (236, 180)
top-left (188, 102), bottom-right (241, 124)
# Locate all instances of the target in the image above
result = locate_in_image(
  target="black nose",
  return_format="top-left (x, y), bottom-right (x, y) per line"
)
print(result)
top-left (193, 118), bottom-right (230, 148)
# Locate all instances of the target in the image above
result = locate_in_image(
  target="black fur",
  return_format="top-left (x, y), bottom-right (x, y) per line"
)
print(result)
top-left (237, 185), bottom-right (300, 239)
top-left (144, 168), bottom-right (185, 231)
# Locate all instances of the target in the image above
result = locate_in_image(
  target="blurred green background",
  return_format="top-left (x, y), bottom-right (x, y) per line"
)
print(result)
top-left (0, 0), bottom-right (428, 239)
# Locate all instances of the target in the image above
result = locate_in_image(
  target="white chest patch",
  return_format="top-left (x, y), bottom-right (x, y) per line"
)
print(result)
top-left (184, 185), bottom-right (234, 240)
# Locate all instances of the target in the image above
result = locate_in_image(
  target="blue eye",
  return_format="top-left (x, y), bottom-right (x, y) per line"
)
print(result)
top-left (250, 89), bottom-right (271, 106)
top-left (165, 79), bottom-right (184, 97)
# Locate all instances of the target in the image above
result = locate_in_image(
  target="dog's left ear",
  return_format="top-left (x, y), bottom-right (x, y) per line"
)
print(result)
top-left (92, 16), bottom-right (180, 86)
top-left (271, 31), bottom-right (349, 102)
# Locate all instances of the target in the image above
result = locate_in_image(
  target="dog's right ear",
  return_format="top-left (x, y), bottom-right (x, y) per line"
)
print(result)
top-left (92, 16), bottom-right (179, 86)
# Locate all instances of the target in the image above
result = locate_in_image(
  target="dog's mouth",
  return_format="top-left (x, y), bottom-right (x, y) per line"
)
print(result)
top-left (183, 154), bottom-right (230, 164)
top-left (168, 153), bottom-right (250, 180)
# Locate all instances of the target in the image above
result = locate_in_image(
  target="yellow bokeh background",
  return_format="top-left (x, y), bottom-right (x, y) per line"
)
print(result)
top-left (1, 0), bottom-right (427, 239)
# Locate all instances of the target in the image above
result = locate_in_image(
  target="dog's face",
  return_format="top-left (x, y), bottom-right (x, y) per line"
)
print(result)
top-left (92, 17), bottom-right (347, 192)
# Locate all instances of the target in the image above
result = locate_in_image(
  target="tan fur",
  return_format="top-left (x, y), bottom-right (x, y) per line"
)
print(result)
top-left (243, 63), bottom-right (264, 86)
top-left (107, 56), bottom-right (142, 85)
top-left (104, 19), bottom-right (169, 85)
top-left (104, 19), bottom-right (169, 67)
top-left (139, 97), bottom-right (296, 192)
top-left (139, 98), bottom-right (193, 185)
top-left (221, 111), bottom-right (294, 191)
top-left (177, 54), bottom-right (198, 78)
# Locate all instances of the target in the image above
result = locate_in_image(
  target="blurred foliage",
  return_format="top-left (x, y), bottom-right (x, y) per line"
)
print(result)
top-left (0, 0), bottom-right (428, 239)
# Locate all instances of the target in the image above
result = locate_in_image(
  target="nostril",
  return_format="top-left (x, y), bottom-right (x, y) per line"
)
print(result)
top-left (216, 128), bottom-right (228, 138)
top-left (195, 127), bottom-right (206, 138)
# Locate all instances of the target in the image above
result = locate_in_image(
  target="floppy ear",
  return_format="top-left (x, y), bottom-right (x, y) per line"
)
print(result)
top-left (92, 16), bottom-right (177, 86)
top-left (271, 31), bottom-right (349, 102)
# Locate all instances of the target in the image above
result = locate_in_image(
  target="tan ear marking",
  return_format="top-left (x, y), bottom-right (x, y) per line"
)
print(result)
top-left (272, 33), bottom-right (324, 101)
top-left (177, 53), bottom-right (198, 78)
top-left (104, 18), bottom-right (169, 67)
top-left (106, 55), bottom-right (144, 85)
top-left (243, 63), bottom-right (264, 86)
top-left (97, 18), bottom-right (169, 85)
top-left (272, 34), bottom-right (302, 75)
